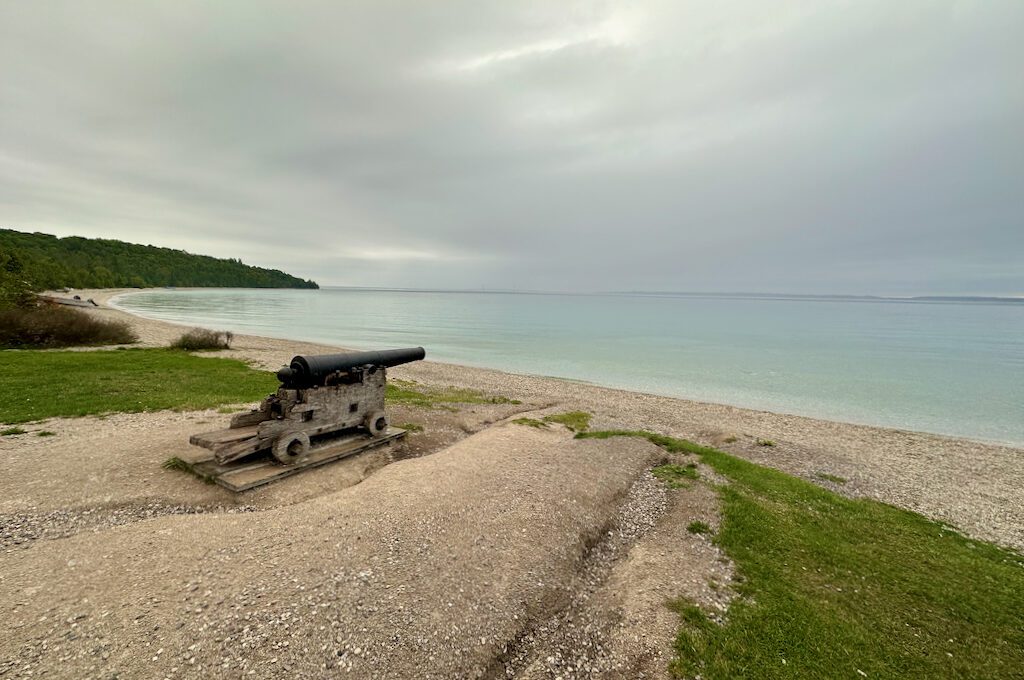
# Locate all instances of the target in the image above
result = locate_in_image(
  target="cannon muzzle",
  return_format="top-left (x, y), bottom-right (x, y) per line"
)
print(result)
top-left (277, 347), bottom-right (425, 387)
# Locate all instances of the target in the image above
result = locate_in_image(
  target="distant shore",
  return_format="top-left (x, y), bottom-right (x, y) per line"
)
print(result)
top-left (52, 287), bottom-right (1024, 552)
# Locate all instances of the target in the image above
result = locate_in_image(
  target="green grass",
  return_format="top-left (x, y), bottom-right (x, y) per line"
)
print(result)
top-left (0, 348), bottom-right (278, 423)
top-left (397, 422), bottom-right (424, 433)
top-left (816, 472), bottom-right (848, 484)
top-left (512, 417), bottom-right (549, 429)
top-left (541, 410), bottom-right (592, 432)
top-left (756, 438), bottom-right (776, 447)
top-left (576, 430), bottom-right (1024, 679)
top-left (652, 462), bottom-right (699, 488)
top-left (688, 520), bottom-right (713, 535)
top-left (385, 382), bottom-right (521, 409)
top-left (1, 426), bottom-right (27, 436)
top-left (35, 430), bottom-right (56, 437)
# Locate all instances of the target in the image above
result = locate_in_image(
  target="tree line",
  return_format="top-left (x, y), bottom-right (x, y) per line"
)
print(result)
top-left (0, 228), bottom-right (319, 298)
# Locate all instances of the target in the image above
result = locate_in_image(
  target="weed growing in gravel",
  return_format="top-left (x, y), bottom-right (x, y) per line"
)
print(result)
top-left (652, 463), bottom-right (699, 488)
top-left (722, 435), bottom-right (738, 443)
top-left (578, 429), bottom-right (1024, 679)
top-left (687, 521), bottom-right (713, 535)
top-left (1, 426), bottom-right (26, 436)
top-left (512, 417), bottom-right (549, 429)
top-left (162, 456), bottom-right (190, 472)
top-left (162, 457), bottom-right (216, 484)
top-left (216, 406), bottom-right (246, 414)
top-left (816, 472), bottom-right (848, 484)
top-left (541, 411), bottom-right (592, 432)
top-left (36, 430), bottom-right (56, 437)
top-left (397, 422), bottom-right (424, 433)
top-left (755, 438), bottom-right (775, 447)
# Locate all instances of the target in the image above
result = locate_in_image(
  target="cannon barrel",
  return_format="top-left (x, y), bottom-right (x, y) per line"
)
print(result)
top-left (277, 347), bottom-right (425, 387)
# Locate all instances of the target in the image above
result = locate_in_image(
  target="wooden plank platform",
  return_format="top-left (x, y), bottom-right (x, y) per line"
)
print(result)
top-left (189, 425), bottom-right (260, 447)
top-left (183, 427), bottom-right (407, 492)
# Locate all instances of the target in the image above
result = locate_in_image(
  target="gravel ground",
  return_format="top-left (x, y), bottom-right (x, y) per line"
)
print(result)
top-left (0, 424), bottom-right (667, 679)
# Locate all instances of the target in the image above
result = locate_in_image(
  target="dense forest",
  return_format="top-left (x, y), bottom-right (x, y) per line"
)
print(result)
top-left (0, 228), bottom-right (318, 292)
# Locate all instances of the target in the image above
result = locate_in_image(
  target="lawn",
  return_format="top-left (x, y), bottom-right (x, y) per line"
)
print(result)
top-left (577, 430), bottom-right (1024, 679)
top-left (0, 348), bottom-right (278, 423)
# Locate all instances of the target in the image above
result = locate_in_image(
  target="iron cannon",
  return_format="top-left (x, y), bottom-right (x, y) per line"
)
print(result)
top-left (189, 347), bottom-right (426, 472)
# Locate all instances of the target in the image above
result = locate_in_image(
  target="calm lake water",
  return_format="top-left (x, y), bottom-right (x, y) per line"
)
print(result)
top-left (113, 288), bottom-right (1024, 446)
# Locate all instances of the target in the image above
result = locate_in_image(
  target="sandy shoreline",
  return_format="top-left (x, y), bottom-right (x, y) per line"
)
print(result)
top-left (38, 288), bottom-right (1024, 551)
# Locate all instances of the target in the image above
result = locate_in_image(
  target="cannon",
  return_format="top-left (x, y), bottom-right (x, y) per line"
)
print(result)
top-left (187, 348), bottom-right (425, 483)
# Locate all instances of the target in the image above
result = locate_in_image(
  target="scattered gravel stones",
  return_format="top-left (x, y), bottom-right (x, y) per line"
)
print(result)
top-left (1, 503), bottom-right (258, 551)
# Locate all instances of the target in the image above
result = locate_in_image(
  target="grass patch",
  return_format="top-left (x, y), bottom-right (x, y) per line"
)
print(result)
top-left (35, 430), bottom-right (56, 437)
top-left (722, 435), bottom-right (738, 444)
top-left (170, 328), bottom-right (233, 351)
top-left (541, 410), bottom-right (592, 432)
top-left (816, 472), bottom-right (848, 484)
top-left (216, 405), bottom-right (246, 414)
top-left (385, 382), bottom-right (521, 409)
top-left (512, 417), bottom-right (549, 429)
top-left (755, 438), bottom-right (776, 447)
top-left (687, 520), bottom-right (713, 535)
top-left (0, 305), bottom-right (136, 348)
top-left (0, 349), bottom-right (278, 423)
top-left (1, 426), bottom-right (27, 436)
top-left (653, 463), bottom-right (699, 488)
top-left (397, 422), bottom-right (424, 433)
top-left (578, 430), bottom-right (1024, 679)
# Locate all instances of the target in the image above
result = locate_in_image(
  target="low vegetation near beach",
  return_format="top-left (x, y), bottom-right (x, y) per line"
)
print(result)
top-left (0, 305), bottom-right (136, 349)
top-left (170, 328), bottom-right (234, 351)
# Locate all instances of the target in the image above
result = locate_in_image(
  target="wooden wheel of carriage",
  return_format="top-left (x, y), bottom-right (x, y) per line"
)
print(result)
top-left (364, 410), bottom-right (388, 438)
top-left (272, 431), bottom-right (311, 465)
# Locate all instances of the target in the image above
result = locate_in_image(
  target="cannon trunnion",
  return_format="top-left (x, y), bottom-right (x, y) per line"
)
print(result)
top-left (186, 347), bottom-right (425, 490)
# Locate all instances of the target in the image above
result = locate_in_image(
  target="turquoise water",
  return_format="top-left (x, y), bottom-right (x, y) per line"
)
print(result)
top-left (113, 288), bottom-right (1024, 445)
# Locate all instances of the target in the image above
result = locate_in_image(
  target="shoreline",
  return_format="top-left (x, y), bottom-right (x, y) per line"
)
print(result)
top-left (33, 287), bottom-right (1024, 551)
top-left (106, 287), bottom-right (1022, 448)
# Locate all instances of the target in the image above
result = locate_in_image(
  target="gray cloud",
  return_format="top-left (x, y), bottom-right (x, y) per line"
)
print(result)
top-left (2, 0), bottom-right (1022, 294)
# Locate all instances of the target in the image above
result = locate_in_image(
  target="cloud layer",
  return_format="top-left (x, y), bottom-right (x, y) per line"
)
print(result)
top-left (2, 0), bottom-right (1022, 294)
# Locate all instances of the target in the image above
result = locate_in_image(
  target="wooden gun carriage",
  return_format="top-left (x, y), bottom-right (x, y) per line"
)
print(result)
top-left (185, 347), bottom-right (425, 490)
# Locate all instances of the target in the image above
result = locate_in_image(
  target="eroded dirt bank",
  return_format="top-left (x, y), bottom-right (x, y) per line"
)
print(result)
top-left (2, 424), bottom-right (675, 678)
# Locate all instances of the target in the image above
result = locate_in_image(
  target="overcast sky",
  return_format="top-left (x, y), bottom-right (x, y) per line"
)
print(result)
top-left (2, 1), bottom-right (1021, 295)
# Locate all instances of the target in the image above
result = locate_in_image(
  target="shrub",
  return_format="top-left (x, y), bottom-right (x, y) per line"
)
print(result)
top-left (171, 328), bottom-right (233, 351)
top-left (0, 305), bottom-right (136, 349)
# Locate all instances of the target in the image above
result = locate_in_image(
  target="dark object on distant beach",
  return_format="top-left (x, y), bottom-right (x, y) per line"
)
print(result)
top-left (0, 305), bottom-right (136, 348)
top-left (185, 347), bottom-right (426, 490)
top-left (171, 328), bottom-right (234, 351)
top-left (37, 294), bottom-right (97, 309)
